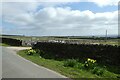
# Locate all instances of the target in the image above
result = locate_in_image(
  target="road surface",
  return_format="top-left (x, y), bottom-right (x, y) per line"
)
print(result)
top-left (2, 47), bottom-right (67, 78)
top-left (0, 46), bottom-right (2, 79)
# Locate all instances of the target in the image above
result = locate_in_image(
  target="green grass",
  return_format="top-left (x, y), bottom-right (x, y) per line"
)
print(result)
top-left (99, 40), bottom-right (119, 46)
top-left (0, 43), bottom-right (10, 46)
top-left (17, 50), bottom-right (119, 79)
top-left (0, 42), bottom-right (23, 47)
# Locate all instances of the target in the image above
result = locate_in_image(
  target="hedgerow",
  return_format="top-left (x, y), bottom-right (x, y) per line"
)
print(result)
top-left (1, 37), bottom-right (22, 46)
top-left (32, 42), bottom-right (120, 66)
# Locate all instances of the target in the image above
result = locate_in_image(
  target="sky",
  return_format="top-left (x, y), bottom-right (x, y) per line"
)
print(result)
top-left (0, 0), bottom-right (119, 36)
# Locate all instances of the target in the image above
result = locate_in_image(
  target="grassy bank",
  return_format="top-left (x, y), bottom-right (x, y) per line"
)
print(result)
top-left (0, 43), bottom-right (10, 46)
top-left (17, 49), bottom-right (120, 79)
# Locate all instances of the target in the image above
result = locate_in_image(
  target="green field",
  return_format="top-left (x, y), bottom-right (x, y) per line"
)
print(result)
top-left (1, 35), bottom-right (119, 46)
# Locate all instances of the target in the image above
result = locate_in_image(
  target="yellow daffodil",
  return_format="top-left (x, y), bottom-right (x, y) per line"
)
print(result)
top-left (87, 58), bottom-right (96, 63)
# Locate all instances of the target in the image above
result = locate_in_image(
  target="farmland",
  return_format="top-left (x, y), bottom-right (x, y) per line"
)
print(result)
top-left (0, 34), bottom-right (119, 46)
top-left (17, 45), bottom-right (120, 79)
top-left (1, 34), bottom-right (120, 79)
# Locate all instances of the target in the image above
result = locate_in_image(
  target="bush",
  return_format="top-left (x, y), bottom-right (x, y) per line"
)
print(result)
top-left (84, 58), bottom-right (97, 69)
top-left (74, 63), bottom-right (84, 69)
top-left (1, 37), bottom-right (22, 46)
top-left (27, 49), bottom-right (36, 55)
top-left (63, 59), bottom-right (78, 67)
top-left (91, 67), bottom-right (104, 76)
top-left (35, 49), bottom-right (41, 54)
top-left (39, 50), bottom-right (48, 58)
top-left (34, 49), bottom-right (45, 56)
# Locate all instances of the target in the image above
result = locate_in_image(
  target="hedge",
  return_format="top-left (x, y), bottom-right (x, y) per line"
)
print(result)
top-left (1, 37), bottom-right (22, 46)
top-left (33, 42), bottom-right (120, 66)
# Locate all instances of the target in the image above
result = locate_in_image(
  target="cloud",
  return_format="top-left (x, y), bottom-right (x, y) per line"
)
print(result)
top-left (86, 0), bottom-right (118, 7)
top-left (2, 2), bottom-right (118, 36)
top-left (0, 26), bottom-right (1, 35)
top-left (2, 2), bottom-right (39, 15)
top-left (1, 0), bottom-right (119, 7)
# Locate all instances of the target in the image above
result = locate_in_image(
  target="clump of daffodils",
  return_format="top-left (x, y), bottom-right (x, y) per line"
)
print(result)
top-left (84, 58), bottom-right (96, 69)
top-left (87, 58), bottom-right (96, 63)
top-left (27, 49), bottom-right (36, 55)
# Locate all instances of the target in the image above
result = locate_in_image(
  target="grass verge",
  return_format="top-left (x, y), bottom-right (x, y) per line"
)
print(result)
top-left (17, 49), bottom-right (119, 79)
top-left (0, 43), bottom-right (10, 46)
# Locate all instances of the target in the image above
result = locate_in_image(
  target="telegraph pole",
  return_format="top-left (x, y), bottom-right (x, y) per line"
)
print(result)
top-left (105, 30), bottom-right (107, 42)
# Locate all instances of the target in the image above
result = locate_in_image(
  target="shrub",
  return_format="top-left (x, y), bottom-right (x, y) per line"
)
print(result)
top-left (38, 50), bottom-right (46, 57)
top-left (84, 58), bottom-right (97, 69)
top-left (63, 59), bottom-right (78, 67)
top-left (74, 63), bottom-right (84, 69)
top-left (1, 37), bottom-right (22, 46)
top-left (27, 49), bottom-right (36, 55)
top-left (37, 50), bottom-right (51, 58)
top-left (91, 67), bottom-right (104, 76)
top-left (35, 49), bottom-right (41, 54)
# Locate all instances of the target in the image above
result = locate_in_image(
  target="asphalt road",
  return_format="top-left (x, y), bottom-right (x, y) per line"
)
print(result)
top-left (0, 46), bottom-right (2, 79)
top-left (2, 47), bottom-right (66, 78)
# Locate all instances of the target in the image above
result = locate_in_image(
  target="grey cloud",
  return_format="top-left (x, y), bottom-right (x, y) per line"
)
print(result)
top-left (2, 4), bottom-right (118, 36)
